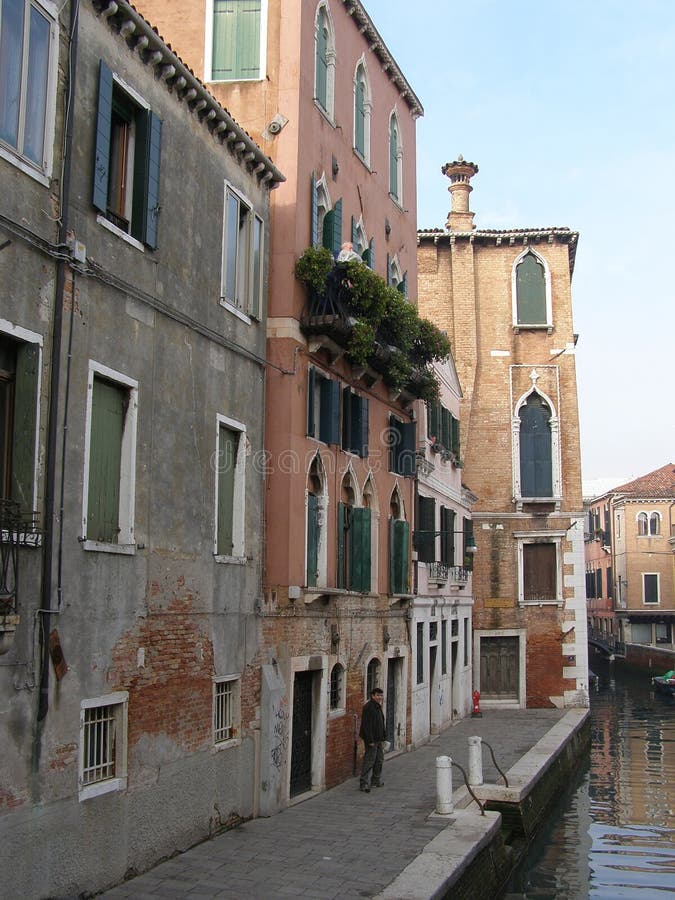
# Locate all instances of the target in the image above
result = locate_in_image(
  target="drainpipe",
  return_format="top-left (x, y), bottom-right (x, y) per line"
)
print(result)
top-left (36, 0), bottom-right (80, 731)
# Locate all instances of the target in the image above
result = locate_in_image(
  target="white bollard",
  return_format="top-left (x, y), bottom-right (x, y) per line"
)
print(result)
top-left (435, 755), bottom-right (453, 815)
top-left (468, 735), bottom-right (483, 786)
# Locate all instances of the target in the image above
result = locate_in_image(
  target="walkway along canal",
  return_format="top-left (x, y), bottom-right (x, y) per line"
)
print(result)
top-left (504, 657), bottom-right (675, 898)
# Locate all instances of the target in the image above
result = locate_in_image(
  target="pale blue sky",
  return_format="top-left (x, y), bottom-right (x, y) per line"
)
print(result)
top-left (365, 0), bottom-right (675, 493)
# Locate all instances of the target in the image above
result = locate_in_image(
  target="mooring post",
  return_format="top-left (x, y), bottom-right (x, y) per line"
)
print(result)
top-left (435, 755), bottom-right (453, 815)
top-left (468, 735), bottom-right (483, 785)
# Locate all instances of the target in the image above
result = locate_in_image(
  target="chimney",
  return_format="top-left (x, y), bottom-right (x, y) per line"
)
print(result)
top-left (442, 156), bottom-right (479, 232)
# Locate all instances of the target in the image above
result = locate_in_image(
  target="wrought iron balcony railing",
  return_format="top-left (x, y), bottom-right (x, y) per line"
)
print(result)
top-left (0, 499), bottom-right (41, 618)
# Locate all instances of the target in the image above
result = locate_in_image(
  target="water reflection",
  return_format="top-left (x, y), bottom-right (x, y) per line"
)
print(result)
top-left (505, 659), bottom-right (675, 898)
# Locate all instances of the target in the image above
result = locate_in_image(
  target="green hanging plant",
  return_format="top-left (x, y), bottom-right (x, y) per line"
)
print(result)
top-left (294, 246), bottom-right (334, 294)
top-left (346, 319), bottom-right (377, 368)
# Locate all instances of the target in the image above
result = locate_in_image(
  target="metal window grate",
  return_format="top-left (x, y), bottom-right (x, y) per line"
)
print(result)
top-left (82, 705), bottom-right (117, 785)
top-left (214, 680), bottom-right (234, 743)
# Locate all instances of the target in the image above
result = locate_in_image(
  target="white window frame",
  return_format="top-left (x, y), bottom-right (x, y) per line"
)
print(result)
top-left (81, 361), bottom-right (138, 554)
top-left (305, 452), bottom-right (328, 589)
top-left (353, 57), bottom-right (371, 167)
top-left (313, 2), bottom-right (336, 122)
top-left (643, 572), bottom-right (660, 605)
top-left (0, 0), bottom-right (58, 184)
top-left (515, 530), bottom-right (566, 607)
top-left (204, 0), bottom-right (268, 83)
top-left (389, 255), bottom-right (403, 290)
top-left (511, 248), bottom-right (553, 331)
top-left (213, 674), bottom-right (241, 748)
top-left (220, 182), bottom-right (264, 323)
top-left (78, 691), bottom-right (128, 801)
top-left (213, 412), bottom-right (246, 562)
top-left (0, 318), bottom-right (42, 514)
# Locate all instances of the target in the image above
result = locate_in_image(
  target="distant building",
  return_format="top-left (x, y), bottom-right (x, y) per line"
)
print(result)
top-left (417, 159), bottom-right (589, 709)
top-left (0, 1), bottom-right (281, 895)
top-left (586, 464), bottom-right (675, 652)
top-left (412, 357), bottom-right (476, 745)
top-left (131, 0), bottom-right (428, 810)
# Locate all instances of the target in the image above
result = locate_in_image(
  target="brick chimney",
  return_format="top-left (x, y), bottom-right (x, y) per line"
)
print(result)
top-left (442, 156), bottom-right (479, 232)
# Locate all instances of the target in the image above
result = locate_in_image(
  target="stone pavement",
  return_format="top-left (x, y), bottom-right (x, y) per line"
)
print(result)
top-left (100, 707), bottom-right (566, 900)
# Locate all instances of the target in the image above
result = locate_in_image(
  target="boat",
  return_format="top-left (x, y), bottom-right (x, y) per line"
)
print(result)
top-left (652, 670), bottom-right (675, 695)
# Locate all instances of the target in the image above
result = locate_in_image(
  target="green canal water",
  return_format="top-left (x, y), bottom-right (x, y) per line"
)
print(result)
top-left (505, 655), bottom-right (675, 898)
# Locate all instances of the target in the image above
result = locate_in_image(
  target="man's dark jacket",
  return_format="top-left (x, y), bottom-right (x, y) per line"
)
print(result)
top-left (359, 698), bottom-right (386, 744)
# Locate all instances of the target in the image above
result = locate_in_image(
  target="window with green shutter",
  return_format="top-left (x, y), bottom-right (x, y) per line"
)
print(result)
top-left (212, 0), bottom-right (261, 81)
top-left (342, 387), bottom-right (368, 457)
top-left (93, 61), bottom-right (162, 248)
top-left (322, 198), bottom-right (342, 255)
top-left (389, 115), bottom-right (399, 199)
top-left (315, 8), bottom-right (328, 110)
top-left (519, 393), bottom-right (553, 497)
top-left (307, 369), bottom-right (340, 444)
top-left (440, 507), bottom-right (455, 567)
top-left (337, 502), bottom-right (370, 591)
top-left (388, 415), bottom-right (416, 476)
top-left (389, 517), bottom-right (409, 595)
top-left (355, 70), bottom-right (366, 156)
top-left (307, 492), bottom-right (319, 587)
top-left (515, 251), bottom-right (547, 325)
top-left (217, 424), bottom-right (238, 556)
top-left (0, 333), bottom-right (39, 513)
top-left (87, 377), bottom-right (125, 544)
top-left (415, 496), bottom-right (436, 564)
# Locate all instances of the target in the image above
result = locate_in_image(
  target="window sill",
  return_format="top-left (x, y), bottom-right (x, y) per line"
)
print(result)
top-left (79, 776), bottom-right (127, 802)
top-left (353, 148), bottom-right (371, 171)
top-left (314, 100), bottom-right (335, 127)
top-left (213, 736), bottom-right (241, 753)
top-left (329, 707), bottom-right (346, 720)
top-left (96, 214), bottom-right (146, 252)
top-left (519, 598), bottom-right (564, 608)
top-left (219, 298), bottom-right (252, 325)
top-left (512, 324), bottom-right (553, 335)
top-left (0, 144), bottom-right (50, 186)
top-left (389, 193), bottom-right (404, 211)
top-left (214, 554), bottom-right (247, 566)
top-left (82, 540), bottom-right (135, 555)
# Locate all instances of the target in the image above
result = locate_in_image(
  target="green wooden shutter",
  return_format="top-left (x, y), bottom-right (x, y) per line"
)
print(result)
top-left (351, 506), bottom-right (371, 592)
top-left (390, 518), bottom-right (409, 595)
top-left (428, 402), bottom-right (440, 442)
top-left (213, 0), bottom-right (260, 80)
top-left (367, 237), bottom-right (374, 270)
top-left (516, 252), bottom-right (546, 324)
top-left (311, 172), bottom-right (319, 247)
top-left (11, 342), bottom-right (39, 513)
top-left (307, 367), bottom-right (316, 436)
top-left (320, 377), bottom-right (340, 444)
top-left (93, 60), bottom-right (113, 214)
top-left (357, 396), bottom-right (368, 457)
top-left (441, 407), bottom-right (452, 451)
top-left (341, 387), bottom-right (351, 451)
top-left (394, 421), bottom-right (416, 476)
top-left (389, 119), bottom-right (398, 197)
top-left (451, 415), bottom-right (460, 456)
top-left (398, 271), bottom-right (408, 297)
top-left (440, 507), bottom-right (455, 566)
top-left (217, 425), bottom-right (237, 555)
top-left (307, 493), bottom-right (319, 587)
top-left (337, 501), bottom-right (346, 588)
top-left (416, 496), bottom-right (436, 564)
top-left (355, 75), bottom-right (365, 155)
top-left (133, 109), bottom-right (162, 248)
top-left (87, 378), bottom-right (124, 543)
top-left (315, 16), bottom-right (328, 107)
top-left (351, 215), bottom-right (358, 247)
top-left (387, 253), bottom-right (391, 286)
top-left (331, 198), bottom-right (342, 256)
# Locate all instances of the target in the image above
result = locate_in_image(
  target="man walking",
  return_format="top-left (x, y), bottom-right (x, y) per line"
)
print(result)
top-left (359, 687), bottom-right (386, 792)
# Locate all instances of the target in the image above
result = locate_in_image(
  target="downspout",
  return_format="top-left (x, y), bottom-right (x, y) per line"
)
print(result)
top-left (36, 0), bottom-right (80, 731)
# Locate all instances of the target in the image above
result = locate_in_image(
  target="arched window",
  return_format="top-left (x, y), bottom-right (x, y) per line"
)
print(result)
top-left (513, 250), bottom-right (550, 327)
top-left (311, 173), bottom-right (342, 254)
top-left (337, 471), bottom-right (370, 592)
top-left (353, 60), bottom-right (371, 164)
top-left (637, 512), bottom-right (648, 536)
top-left (314, 4), bottom-right (335, 119)
top-left (650, 512), bottom-right (660, 535)
top-left (306, 455), bottom-right (327, 587)
top-left (389, 112), bottom-right (402, 202)
top-left (519, 393), bottom-right (553, 498)
top-left (388, 255), bottom-right (407, 295)
top-left (329, 663), bottom-right (344, 710)
top-left (366, 657), bottom-right (381, 697)
top-left (389, 486), bottom-right (409, 595)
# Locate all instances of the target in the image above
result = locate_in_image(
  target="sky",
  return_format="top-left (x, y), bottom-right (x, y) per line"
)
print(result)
top-left (364, 0), bottom-right (675, 496)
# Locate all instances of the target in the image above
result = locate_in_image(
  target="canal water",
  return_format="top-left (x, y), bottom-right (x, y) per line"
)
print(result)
top-left (505, 655), bottom-right (675, 898)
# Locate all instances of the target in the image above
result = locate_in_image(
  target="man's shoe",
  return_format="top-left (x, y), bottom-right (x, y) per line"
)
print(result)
top-left (372, 781), bottom-right (384, 787)
top-left (359, 783), bottom-right (370, 793)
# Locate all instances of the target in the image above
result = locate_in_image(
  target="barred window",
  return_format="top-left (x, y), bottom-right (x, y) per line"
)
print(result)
top-left (214, 676), bottom-right (240, 744)
top-left (79, 692), bottom-right (128, 800)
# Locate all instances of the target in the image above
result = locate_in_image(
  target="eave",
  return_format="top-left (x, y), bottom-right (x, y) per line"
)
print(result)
top-left (93, 0), bottom-right (285, 189)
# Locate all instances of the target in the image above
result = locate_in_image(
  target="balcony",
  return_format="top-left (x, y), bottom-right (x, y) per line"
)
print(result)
top-left (1, 500), bottom-right (41, 650)
top-left (427, 561), bottom-right (470, 588)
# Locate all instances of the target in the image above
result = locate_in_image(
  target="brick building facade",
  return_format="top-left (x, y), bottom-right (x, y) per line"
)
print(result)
top-left (417, 159), bottom-right (589, 709)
